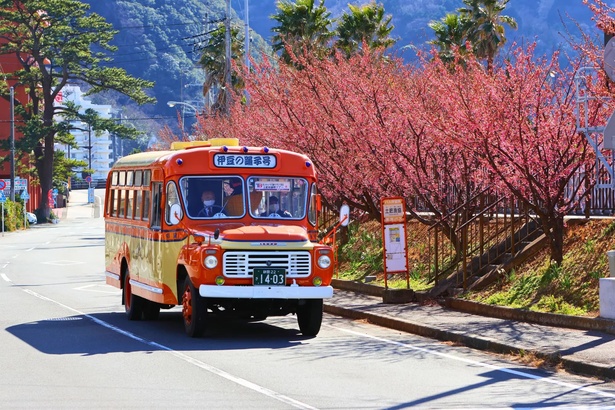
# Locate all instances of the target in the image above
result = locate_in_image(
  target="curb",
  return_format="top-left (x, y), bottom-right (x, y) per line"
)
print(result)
top-left (323, 303), bottom-right (615, 380)
top-left (331, 279), bottom-right (615, 334)
top-left (328, 279), bottom-right (615, 380)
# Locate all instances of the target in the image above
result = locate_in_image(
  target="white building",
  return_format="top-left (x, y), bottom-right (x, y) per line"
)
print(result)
top-left (54, 85), bottom-right (114, 181)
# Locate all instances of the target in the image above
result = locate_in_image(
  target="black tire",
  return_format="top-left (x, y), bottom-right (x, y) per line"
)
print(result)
top-left (297, 299), bottom-right (323, 336)
top-left (123, 269), bottom-right (144, 321)
top-left (142, 300), bottom-right (161, 320)
top-left (182, 276), bottom-right (206, 337)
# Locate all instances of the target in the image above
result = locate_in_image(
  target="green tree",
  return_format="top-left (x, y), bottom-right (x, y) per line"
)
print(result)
top-left (198, 23), bottom-right (244, 116)
top-left (0, 0), bottom-right (154, 220)
top-left (335, 2), bottom-right (396, 57)
top-left (428, 13), bottom-right (471, 65)
top-left (459, 0), bottom-right (517, 71)
top-left (271, 0), bottom-right (333, 65)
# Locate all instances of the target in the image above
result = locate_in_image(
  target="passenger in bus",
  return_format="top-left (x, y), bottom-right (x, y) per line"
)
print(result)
top-left (262, 195), bottom-right (292, 217)
top-left (198, 190), bottom-right (224, 217)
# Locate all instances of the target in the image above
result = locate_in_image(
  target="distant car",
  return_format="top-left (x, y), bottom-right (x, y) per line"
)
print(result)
top-left (26, 212), bottom-right (37, 224)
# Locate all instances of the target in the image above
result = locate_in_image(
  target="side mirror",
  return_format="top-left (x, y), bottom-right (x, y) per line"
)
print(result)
top-left (339, 204), bottom-right (350, 227)
top-left (169, 204), bottom-right (182, 225)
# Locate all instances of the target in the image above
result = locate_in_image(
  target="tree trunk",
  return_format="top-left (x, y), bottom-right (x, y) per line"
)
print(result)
top-left (36, 110), bottom-right (56, 221)
top-left (545, 215), bottom-right (565, 265)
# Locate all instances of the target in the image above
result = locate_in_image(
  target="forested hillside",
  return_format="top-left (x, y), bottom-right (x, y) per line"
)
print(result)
top-left (81, 0), bottom-right (597, 137)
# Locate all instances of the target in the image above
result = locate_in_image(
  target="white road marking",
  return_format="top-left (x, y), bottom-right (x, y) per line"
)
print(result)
top-left (41, 260), bottom-right (85, 266)
top-left (20, 288), bottom-right (317, 410)
top-left (73, 284), bottom-right (120, 294)
top-left (327, 325), bottom-right (615, 400)
top-left (1, 273), bottom-right (11, 283)
top-left (25, 247), bottom-right (35, 252)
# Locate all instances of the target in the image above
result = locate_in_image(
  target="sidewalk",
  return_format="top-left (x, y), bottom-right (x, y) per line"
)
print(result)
top-left (324, 286), bottom-right (615, 381)
top-left (53, 189), bottom-right (102, 220)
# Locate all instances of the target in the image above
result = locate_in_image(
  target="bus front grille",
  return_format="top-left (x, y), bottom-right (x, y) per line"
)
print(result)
top-left (223, 251), bottom-right (311, 278)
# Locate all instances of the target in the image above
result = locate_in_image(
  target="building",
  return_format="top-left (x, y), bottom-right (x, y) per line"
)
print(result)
top-left (54, 85), bottom-right (114, 182)
top-left (0, 50), bottom-right (40, 212)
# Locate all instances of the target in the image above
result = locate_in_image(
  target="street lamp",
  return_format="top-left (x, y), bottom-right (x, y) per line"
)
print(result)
top-left (167, 101), bottom-right (199, 134)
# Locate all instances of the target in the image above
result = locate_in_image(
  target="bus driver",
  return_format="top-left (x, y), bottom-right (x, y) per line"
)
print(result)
top-left (198, 190), bottom-right (224, 217)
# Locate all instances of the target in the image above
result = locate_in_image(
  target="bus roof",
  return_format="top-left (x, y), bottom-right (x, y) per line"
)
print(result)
top-left (110, 145), bottom-right (318, 177)
top-left (113, 150), bottom-right (173, 168)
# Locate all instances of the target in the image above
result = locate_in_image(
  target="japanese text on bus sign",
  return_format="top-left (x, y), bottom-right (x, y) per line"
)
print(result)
top-left (214, 154), bottom-right (277, 168)
top-left (254, 181), bottom-right (291, 191)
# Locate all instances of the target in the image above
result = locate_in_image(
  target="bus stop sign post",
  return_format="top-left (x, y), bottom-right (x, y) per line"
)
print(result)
top-left (380, 197), bottom-right (409, 290)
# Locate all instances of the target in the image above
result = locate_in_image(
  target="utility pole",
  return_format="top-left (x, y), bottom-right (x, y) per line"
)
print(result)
top-left (224, 0), bottom-right (232, 115)
top-left (244, 0), bottom-right (250, 71)
top-left (9, 86), bottom-right (15, 201)
top-left (87, 121), bottom-right (92, 175)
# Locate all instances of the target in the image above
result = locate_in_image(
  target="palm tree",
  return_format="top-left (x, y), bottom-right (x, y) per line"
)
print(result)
top-left (198, 23), bottom-right (244, 114)
top-left (335, 2), bottom-right (396, 58)
top-left (428, 13), bottom-right (471, 65)
top-left (459, 0), bottom-right (517, 71)
top-left (271, 0), bottom-right (334, 65)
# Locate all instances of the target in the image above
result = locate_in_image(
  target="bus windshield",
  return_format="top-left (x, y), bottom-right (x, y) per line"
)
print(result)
top-left (181, 176), bottom-right (245, 219)
top-left (180, 175), bottom-right (309, 220)
top-left (248, 176), bottom-right (308, 219)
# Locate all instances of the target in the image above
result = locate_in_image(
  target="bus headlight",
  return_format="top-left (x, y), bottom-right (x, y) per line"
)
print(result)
top-left (317, 255), bottom-right (331, 269)
top-left (204, 255), bottom-right (218, 269)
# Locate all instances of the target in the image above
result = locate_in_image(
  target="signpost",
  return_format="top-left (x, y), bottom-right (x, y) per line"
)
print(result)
top-left (380, 197), bottom-right (409, 289)
top-left (21, 190), bottom-right (29, 228)
top-left (0, 192), bottom-right (5, 236)
top-left (86, 176), bottom-right (94, 203)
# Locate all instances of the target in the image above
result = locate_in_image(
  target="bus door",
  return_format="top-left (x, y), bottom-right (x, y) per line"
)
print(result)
top-left (149, 181), bottom-right (163, 284)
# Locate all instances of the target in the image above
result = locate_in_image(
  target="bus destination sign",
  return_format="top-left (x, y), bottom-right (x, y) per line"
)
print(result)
top-left (214, 154), bottom-right (277, 168)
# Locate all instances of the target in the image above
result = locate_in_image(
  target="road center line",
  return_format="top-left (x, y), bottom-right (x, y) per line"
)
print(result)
top-left (20, 288), bottom-right (317, 410)
top-left (1, 273), bottom-right (11, 283)
top-left (327, 324), bottom-right (615, 400)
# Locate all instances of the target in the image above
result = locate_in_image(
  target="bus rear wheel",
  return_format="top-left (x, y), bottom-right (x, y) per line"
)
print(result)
top-left (182, 277), bottom-right (206, 337)
top-left (297, 299), bottom-right (323, 336)
top-left (124, 269), bottom-right (144, 320)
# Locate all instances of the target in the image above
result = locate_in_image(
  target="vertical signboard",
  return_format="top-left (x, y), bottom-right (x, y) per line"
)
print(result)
top-left (380, 197), bottom-right (409, 289)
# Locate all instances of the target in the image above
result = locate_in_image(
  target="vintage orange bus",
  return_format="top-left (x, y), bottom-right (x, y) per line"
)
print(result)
top-left (104, 139), bottom-right (334, 337)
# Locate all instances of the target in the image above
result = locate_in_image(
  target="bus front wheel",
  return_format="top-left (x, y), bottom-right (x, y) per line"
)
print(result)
top-left (182, 277), bottom-right (206, 337)
top-left (124, 269), bottom-right (144, 320)
top-left (297, 299), bottom-right (323, 336)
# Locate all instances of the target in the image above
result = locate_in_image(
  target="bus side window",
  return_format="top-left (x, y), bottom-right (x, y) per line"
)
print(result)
top-left (118, 190), bottom-right (125, 218)
top-left (134, 191), bottom-right (142, 220)
top-left (142, 191), bottom-right (150, 221)
top-left (108, 189), bottom-right (116, 217)
top-left (126, 190), bottom-right (134, 219)
top-left (151, 182), bottom-right (162, 229)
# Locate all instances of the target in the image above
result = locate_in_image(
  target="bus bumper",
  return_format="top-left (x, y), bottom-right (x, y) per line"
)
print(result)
top-left (199, 285), bottom-right (333, 299)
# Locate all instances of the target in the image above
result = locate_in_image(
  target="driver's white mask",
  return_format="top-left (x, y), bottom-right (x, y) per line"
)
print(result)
top-left (204, 200), bottom-right (215, 207)
top-left (271, 204), bottom-right (279, 212)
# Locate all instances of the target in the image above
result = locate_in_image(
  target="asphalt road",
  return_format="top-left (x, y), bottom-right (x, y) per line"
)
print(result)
top-left (1, 191), bottom-right (615, 409)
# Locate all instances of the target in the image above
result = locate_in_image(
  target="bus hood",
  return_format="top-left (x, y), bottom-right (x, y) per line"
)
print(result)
top-left (222, 225), bottom-right (309, 242)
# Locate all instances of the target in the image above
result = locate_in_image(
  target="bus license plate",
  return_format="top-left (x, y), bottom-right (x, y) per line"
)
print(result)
top-left (253, 268), bottom-right (286, 286)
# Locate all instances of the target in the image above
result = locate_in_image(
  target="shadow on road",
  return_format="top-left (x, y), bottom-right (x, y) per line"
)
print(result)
top-left (5, 311), bottom-right (310, 355)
